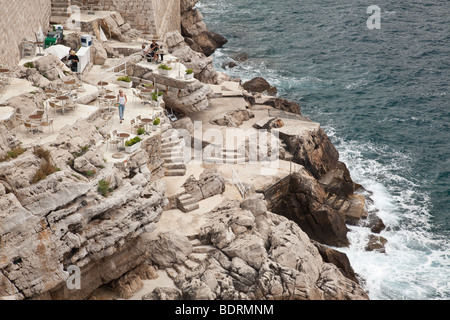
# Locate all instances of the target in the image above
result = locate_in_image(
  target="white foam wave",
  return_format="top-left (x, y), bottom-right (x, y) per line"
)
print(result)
top-left (324, 127), bottom-right (450, 300)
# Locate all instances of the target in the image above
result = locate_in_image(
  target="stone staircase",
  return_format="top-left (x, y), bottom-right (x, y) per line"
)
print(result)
top-left (161, 128), bottom-right (187, 177)
top-left (176, 193), bottom-right (199, 213)
top-left (50, 0), bottom-right (72, 24)
top-left (204, 143), bottom-right (247, 164)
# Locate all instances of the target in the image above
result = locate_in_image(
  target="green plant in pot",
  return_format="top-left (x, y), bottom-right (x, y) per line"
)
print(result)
top-left (158, 64), bottom-right (172, 75)
top-left (124, 136), bottom-right (142, 153)
top-left (151, 91), bottom-right (163, 102)
top-left (152, 117), bottom-right (160, 131)
top-left (137, 127), bottom-right (145, 135)
top-left (185, 68), bottom-right (194, 80)
top-left (116, 76), bottom-right (133, 88)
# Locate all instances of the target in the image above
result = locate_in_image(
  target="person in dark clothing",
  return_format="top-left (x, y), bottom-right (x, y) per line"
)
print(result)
top-left (68, 50), bottom-right (79, 72)
top-left (150, 40), bottom-right (160, 63)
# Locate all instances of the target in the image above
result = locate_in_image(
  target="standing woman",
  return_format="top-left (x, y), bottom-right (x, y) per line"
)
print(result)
top-left (117, 89), bottom-right (127, 123)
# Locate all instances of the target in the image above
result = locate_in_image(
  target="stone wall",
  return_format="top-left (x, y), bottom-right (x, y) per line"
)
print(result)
top-left (91, 0), bottom-right (180, 36)
top-left (0, 0), bottom-right (52, 68)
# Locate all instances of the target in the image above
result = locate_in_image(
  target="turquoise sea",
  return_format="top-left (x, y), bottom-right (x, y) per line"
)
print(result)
top-left (197, 0), bottom-right (449, 299)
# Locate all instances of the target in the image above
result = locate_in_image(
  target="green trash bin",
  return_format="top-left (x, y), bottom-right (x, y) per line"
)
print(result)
top-left (45, 37), bottom-right (57, 49)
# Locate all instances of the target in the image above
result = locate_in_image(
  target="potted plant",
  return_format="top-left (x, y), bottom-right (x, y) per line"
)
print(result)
top-left (151, 91), bottom-right (163, 103)
top-left (152, 117), bottom-right (160, 131)
top-left (116, 76), bottom-right (133, 88)
top-left (137, 127), bottom-right (145, 136)
top-left (158, 64), bottom-right (172, 76)
top-left (124, 136), bottom-right (142, 153)
top-left (185, 68), bottom-right (194, 80)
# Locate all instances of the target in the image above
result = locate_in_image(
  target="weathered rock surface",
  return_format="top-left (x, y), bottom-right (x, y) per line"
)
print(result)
top-left (277, 168), bottom-right (350, 247)
top-left (0, 119), bottom-right (168, 300)
top-left (210, 109), bottom-right (254, 127)
top-left (182, 168), bottom-right (226, 202)
top-left (144, 199), bottom-right (369, 300)
top-left (165, 30), bottom-right (219, 84)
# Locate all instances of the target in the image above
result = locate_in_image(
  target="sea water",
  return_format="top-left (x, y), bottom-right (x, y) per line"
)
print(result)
top-left (197, 0), bottom-right (449, 299)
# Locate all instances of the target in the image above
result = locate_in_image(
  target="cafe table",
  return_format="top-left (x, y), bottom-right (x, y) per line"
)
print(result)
top-left (55, 96), bottom-right (70, 114)
top-left (117, 132), bottom-right (131, 149)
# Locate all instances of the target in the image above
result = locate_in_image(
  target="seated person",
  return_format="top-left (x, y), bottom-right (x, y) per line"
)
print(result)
top-left (150, 39), bottom-right (160, 63)
top-left (142, 43), bottom-right (151, 58)
top-left (67, 50), bottom-right (79, 72)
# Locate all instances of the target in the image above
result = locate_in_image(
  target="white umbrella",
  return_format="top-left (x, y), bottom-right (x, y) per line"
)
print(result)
top-left (44, 44), bottom-right (71, 60)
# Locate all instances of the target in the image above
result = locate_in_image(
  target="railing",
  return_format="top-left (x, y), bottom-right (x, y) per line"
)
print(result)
top-left (232, 168), bottom-right (249, 199)
top-left (99, 60), bottom-right (128, 84)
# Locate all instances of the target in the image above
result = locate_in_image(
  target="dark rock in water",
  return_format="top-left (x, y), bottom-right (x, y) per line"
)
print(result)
top-left (364, 213), bottom-right (386, 234)
top-left (228, 61), bottom-right (238, 68)
top-left (312, 240), bottom-right (360, 284)
top-left (242, 77), bottom-right (275, 94)
top-left (205, 31), bottom-right (228, 48)
top-left (191, 31), bottom-right (228, 56)
top-left (233, 52), bottom-right (248, 62)
top-left (365, 234), bottom-right (388, 253)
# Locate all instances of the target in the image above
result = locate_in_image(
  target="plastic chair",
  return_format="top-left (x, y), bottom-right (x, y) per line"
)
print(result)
top-left (165, 108), bottom-right (178, 122)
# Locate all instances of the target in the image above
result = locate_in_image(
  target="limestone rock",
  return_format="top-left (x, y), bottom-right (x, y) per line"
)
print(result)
top-left (33, 54), bottom-right (66, 81)
top-left (91, 39), bottom-right (107, 65)
top-left (312, 240), bottom-right (359, 283)
top-left (263, 97), bottom-right (301, 115)
top-left (182, 169), bottom-right (225, 202)
top-left (142, 287), bottom-right (182, 300)
top-left (277, 168), bottom-right (350, 247)
top-left (210, 109), bottom-right (254, 127)
top-left (145, 232), bottom-right (193, 268)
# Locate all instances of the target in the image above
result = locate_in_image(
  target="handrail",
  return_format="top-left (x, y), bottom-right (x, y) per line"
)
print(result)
top-left (100, 60), bottom-right (128, 84)
top-left (232, 168), bottom-right (248, 199)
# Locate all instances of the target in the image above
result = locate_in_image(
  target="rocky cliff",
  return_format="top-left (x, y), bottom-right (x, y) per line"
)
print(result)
top-left (0, 119), bottom-right (168, 299)
top-left (142, 196), bottom-right (369, 300)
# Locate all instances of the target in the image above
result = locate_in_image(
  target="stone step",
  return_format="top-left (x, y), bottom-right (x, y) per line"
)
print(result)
top-left (161, 148), bottom-right (184, 157)
top-left (165, 168), bottom-right (186, 177)
top-left (204, 157), bottom-right (247, 164)
top-left (165, 162), bottom-right (186, 170)
top-left (179, 202), bottom-right (199, 213)
top-left (161, 140), bottom-right (182, 149)
top-left (50, 16), bottom-right (70, 24)
top-left (161, 129), bottom-right (177, 138)
top-left (178, 194), bottom-right (197, 206)
top-left (162, 156), bottom-right (184, 164)
top-left (161, 136), bottom-right (180, 144)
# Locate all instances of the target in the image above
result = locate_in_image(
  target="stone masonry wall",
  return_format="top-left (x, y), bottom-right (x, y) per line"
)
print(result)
top-left (0, 0), bottom-right (52, 68)
top-left (93, 0), bottom-right (180, 36)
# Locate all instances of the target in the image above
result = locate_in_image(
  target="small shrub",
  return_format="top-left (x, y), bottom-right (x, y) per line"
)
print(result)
top-left (98, 179), bottom-right (112, 197)
top-left (84, 170), bottom-right (95, 177)
top-left (153, 118), bottom-right (160, 126)
top-left (158, 64), bottom-right (172, 71)
top-left (117, 76), bottom-right (131, 82)
top-left (151, 91), bottom-right (163, 101)
top-left (137, 127), bottom-right (145, 135)
top-left (33, 146), bottom-right (51, 162)
top-left (24, 62), bottom-right (35, 68)
top-left (0, 146), bottom-right (26, 162)
top-left (185, 68), bottom-right (194, 74)
top-left (124, 136), bottom-right (142, 147)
